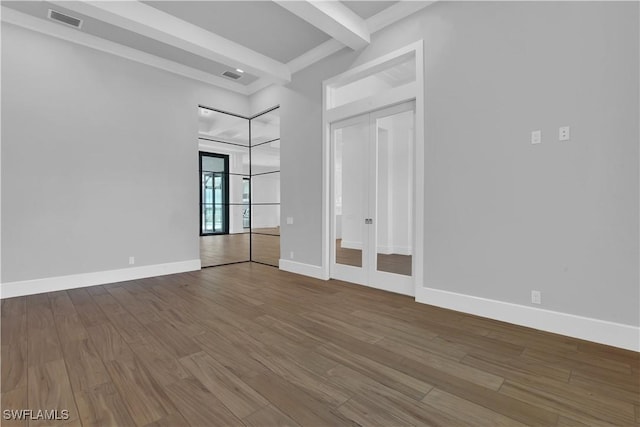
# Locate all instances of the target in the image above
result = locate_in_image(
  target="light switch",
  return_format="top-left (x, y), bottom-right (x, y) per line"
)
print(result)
top-left (531, 130), bottom-right (542, 145)
top-left (559, 126), bottom-right (570, 141)
top-left (286, 217), bottom-right (294, 225)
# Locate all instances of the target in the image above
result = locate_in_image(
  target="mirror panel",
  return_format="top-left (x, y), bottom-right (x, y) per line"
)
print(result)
top-left (251, 173), bottom-right (280, 205)
top-left (199, 107), bottom-right (250, 146)
top-left (250, 108), bottom-right (280, 266)
top-left (199, 108), bottom-right (250, 267)
top-left (375, 110), bottom-right (413, 276)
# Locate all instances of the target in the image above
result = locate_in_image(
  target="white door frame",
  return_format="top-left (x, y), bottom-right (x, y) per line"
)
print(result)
top-left (329, 101), bottom-right (417, 295)
top-left (321, 40), bottom-right (425, 297)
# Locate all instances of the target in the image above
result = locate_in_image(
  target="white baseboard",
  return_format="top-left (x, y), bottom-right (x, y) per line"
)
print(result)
top-left (376, 245), bottom-right (412, 256)
top-left (416, 286), bottom-right (639, 352)
top-left (340, 240), bottom-right (362, 250)
top-left (0, 259), bottom-right (201, 299)
top-left (279, 259), bottom-right (327, 280)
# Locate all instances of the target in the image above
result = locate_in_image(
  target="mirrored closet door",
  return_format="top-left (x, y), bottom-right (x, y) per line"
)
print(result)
top-left (331, 101), bottom-right (415, 295)
top-left (198, 107), bottom-right (250, 267)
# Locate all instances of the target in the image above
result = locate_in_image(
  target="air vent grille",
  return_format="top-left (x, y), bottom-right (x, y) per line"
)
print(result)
top-left (48, 9), bottom-right (83, 29)
top-left (222, 71), bottom-right (242, 80)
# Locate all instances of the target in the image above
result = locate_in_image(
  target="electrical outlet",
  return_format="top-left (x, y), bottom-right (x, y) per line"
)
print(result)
top-left (531, 290), bottom-right (541, 304)
top-left (559, 126), bottom-right (570, 141)
top-left (531, 130), bottom-right (542, 145)
top-left (129, 256), bottom-right (135, 265)
top-left (286, 217), bottom-right (294, 225)
top-left (290, 251), bottom-right (294, 259)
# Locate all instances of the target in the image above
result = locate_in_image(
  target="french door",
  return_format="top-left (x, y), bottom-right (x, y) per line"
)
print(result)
top-left (330, 101), bottom-right (415, 295)
top-left (200, 152), bottom-right (229, 235)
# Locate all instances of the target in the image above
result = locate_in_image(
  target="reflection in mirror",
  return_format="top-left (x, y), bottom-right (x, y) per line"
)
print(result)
top-left (251, 139), bottom-right (280, 174)
top-left (375, 110), bottom-right (413, 276)
top-left (199, 107), bottom-right (250, 267)
top-left (251, 173), bottom-right (280, 204)
top-left (250, 107), bottom-right (280, 266)
top-left (251, 204), bottom-right (280, 236)
top-left (250, 109), bottom-right (280, 145)
top-left (252, 234), bottom-right (280, 266)
top-left (333, 121), bottom-right (367, 268)
top-left (199, 107), bottom-right (250, 146)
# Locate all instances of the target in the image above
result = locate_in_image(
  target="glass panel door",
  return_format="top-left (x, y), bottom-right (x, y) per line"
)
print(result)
top-left (200, 152), bottom-right (229, 235)
top-left (331, 114), bottom-right (369, 285)
top-left (369, 102), bottom-right (415, 294)
top-left (330, 101), bottom-right (415, 295)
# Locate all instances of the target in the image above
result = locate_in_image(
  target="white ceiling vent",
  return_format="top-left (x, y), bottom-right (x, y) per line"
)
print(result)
top-left (48, 9), bottom-right (83, 29)
top-left (222, 71), bottom-right (242, 80)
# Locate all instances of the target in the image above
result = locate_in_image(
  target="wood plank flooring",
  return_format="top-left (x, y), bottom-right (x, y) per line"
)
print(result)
top-left (2, 263), bottom-right (638, 426)
top-left (200, 229), bottom-right (280, 268)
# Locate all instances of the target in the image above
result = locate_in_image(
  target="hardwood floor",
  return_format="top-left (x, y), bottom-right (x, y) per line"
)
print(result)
top-left (200, 229), bottom-right (280, 267)
top-left (2, 263), bottom-right (638, 426)
top-left (200, 234), bottom-right (250, 267)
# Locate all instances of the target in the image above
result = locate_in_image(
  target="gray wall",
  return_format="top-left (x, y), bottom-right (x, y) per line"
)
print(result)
top-left (252, 1), bottom-right (639, 326)
top-left (1, 23), bottom-right (249, 283)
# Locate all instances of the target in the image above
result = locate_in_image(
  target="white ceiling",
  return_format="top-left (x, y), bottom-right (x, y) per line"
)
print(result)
top-left (1, 0), bottom-right (434, 95)
top-left (342, 1), bottom-right (399, 19)
top-left (142, 1), bottom-right (332, 64)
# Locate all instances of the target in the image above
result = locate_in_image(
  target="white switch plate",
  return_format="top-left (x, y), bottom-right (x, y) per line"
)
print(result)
top-left (531, 290), bottom-right (541, 304)
top-left (559, 126), bottom-right (570, 141)
top-left (290, 251), bottom-right (294, 259)
top-left (286, 217), bottom-right (294, 225)
top-left (531, 130), bottom-right (542, 145)
top-left (129, 256), bottom-right (135, 265)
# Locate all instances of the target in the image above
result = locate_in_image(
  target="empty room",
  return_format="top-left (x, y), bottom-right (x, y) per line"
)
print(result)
top-left (1, 1), bottom-right (638, 426)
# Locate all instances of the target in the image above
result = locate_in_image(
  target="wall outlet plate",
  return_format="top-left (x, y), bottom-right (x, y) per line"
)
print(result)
top-left (531, 290), bottom-right (541, 304)
top-left (531, 130), bottom-right (542, 144)
top-left (559, 126), bottom-right (570, 141)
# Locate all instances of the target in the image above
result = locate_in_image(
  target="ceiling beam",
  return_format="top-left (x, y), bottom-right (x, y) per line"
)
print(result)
top-left (367, 1), bottom-right (437, 33)
top-left (273, 1), bottom-right (370, 50)
top-left (49, 0), bottom-right (291, 84)
top-left (1, 6), bottom-right (251, 95)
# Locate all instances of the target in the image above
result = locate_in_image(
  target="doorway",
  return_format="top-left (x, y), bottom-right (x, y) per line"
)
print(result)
top-left (330, 101), bottom-right (415, 295)
top-left (200, 152), bottom-right (229, 235)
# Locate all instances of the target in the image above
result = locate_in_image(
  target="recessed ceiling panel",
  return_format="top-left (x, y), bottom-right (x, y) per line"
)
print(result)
top-left (3, 1), bottom-right (259, 85)
top-left (342, 1), bottom-right (399, 19)
top-left (143, 1), bottom-right (331, 64)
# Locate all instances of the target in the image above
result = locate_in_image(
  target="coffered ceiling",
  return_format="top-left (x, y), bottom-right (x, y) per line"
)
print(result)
top-left (1, 0), bottom-right (435, 95)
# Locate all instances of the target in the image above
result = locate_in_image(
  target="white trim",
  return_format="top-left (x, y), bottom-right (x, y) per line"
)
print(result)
top-left (367, 1), bottom-right (437, 34)
top-left (416, 286), bottom-right (640, 352)
top-left (413, 40), bottom-right (425, 296)
top-left (340, 240), bottom-right (363, 250)
top-left (0, 259), bottom-right (201, 299)
top-left (1, 7), bottom-right (251, 95)
top-left (376, 246), bottom-right (412, 256)
top-left (279, 259), bottom-right (326, 280)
